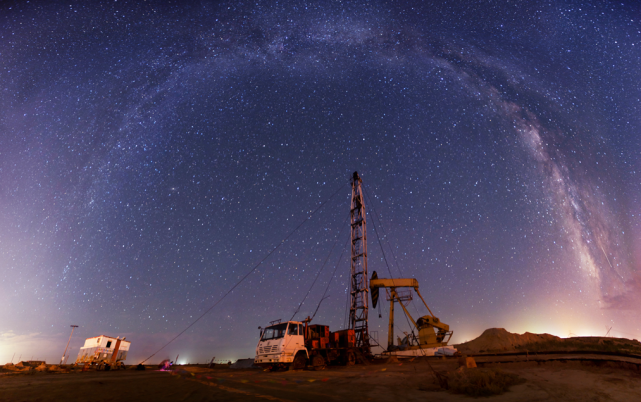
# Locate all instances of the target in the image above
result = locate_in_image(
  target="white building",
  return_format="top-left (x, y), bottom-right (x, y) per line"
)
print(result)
top-left (75, 335), bottom-right (131, 364)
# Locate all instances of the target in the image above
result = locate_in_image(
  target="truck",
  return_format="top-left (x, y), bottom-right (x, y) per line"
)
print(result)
top-left (254, 318), bottom-right (360, 370)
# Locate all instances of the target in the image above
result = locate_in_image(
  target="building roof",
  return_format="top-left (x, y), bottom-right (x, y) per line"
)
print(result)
top-left (85, 335), bottom-right (131, 343)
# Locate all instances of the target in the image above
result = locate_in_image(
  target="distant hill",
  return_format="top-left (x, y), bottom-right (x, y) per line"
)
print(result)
top-left (455, 328), bottom-right (560, 353)
top-left (455, 328), bottom-right (641, 355)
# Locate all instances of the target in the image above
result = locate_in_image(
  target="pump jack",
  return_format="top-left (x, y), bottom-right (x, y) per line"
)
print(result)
top-left (370, 271), bottom-right (456, 356)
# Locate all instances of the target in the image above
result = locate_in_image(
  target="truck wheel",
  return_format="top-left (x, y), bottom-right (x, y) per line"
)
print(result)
top-left (290, 352), bottom-right (307, 370)
top-left (312, 355), bottom-right (326, 371)
top-left (345, 350), bottom-right (356, 366)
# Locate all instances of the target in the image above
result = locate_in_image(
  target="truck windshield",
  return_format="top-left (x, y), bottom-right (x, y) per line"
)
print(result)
top-left (261, 323), bottom-right (288, 341)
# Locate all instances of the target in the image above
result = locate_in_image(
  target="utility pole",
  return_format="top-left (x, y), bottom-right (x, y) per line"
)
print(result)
top-left (61, 325), bottom-right (79, 365)
top-left (349, 171), bottom-right (370, 353)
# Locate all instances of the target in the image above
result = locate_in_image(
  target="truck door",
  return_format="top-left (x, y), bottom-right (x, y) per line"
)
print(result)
top-left (284, 322), bottom-right (304, 355)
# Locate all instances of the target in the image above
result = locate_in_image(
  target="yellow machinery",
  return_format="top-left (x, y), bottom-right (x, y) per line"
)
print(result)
top-left (369, 272), bottom-right (453, 353)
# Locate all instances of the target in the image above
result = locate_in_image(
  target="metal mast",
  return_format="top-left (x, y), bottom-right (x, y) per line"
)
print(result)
top-left (61, 325), bottom-right (78, 365)
top-left (349, 171), bottom-right (370, 351)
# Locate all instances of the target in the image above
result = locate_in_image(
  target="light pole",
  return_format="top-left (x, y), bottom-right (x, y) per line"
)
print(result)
top-left (61, 325), bottom-right (79, 365)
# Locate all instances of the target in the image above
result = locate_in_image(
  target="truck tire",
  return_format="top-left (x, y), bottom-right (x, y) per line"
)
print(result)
top-left (290, 352), bottom-right (307, 370)
top-left (345, 350), bottom-right (356, 366)
top-left (312, 355), bottom-right (326, 370)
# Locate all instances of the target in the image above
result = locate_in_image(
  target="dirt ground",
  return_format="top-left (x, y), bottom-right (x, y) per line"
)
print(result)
top-left (1, 358), bottom-right (641, 402)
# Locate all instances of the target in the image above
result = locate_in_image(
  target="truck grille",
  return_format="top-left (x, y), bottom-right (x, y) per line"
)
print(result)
top-left (259, 345), bottom-right (278, 354)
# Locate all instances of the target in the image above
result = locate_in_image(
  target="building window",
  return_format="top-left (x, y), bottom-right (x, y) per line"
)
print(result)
top-left (106, 341), bottom-right (112, 348)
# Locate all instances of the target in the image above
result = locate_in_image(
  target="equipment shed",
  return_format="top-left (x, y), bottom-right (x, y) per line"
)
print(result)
top-left (75, 335), bottom-right (130, 364)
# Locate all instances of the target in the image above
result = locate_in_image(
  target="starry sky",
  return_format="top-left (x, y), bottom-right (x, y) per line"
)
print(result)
top-left (1, 0), bottom-right (640, 364)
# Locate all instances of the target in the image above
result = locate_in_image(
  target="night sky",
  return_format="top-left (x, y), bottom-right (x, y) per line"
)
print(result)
top-left (1, 0), bottom-right (640, 364)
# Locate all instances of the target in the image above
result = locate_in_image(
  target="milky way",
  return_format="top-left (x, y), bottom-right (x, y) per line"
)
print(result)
top-left (1, 1), bottom-right (640, 363)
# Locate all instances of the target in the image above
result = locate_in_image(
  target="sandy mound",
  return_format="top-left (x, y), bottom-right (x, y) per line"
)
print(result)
top-left (35, 363), bottom-right (49, 372)
top-left (456, 328), bottom-right (560, 353)
top-left (3, 362), bottom-right (33, 372)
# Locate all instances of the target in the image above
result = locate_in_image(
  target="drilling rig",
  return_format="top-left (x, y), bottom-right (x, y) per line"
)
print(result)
top-left (253, 171), bottom-right (454, 369)
top-left (349, 171), bottom-right (371, 354)
top-left (254, 172), bottom-right (371, 370)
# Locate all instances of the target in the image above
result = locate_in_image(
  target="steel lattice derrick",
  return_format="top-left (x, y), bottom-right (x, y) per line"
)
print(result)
top-left (349, 171), bottom-right (370, 352)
